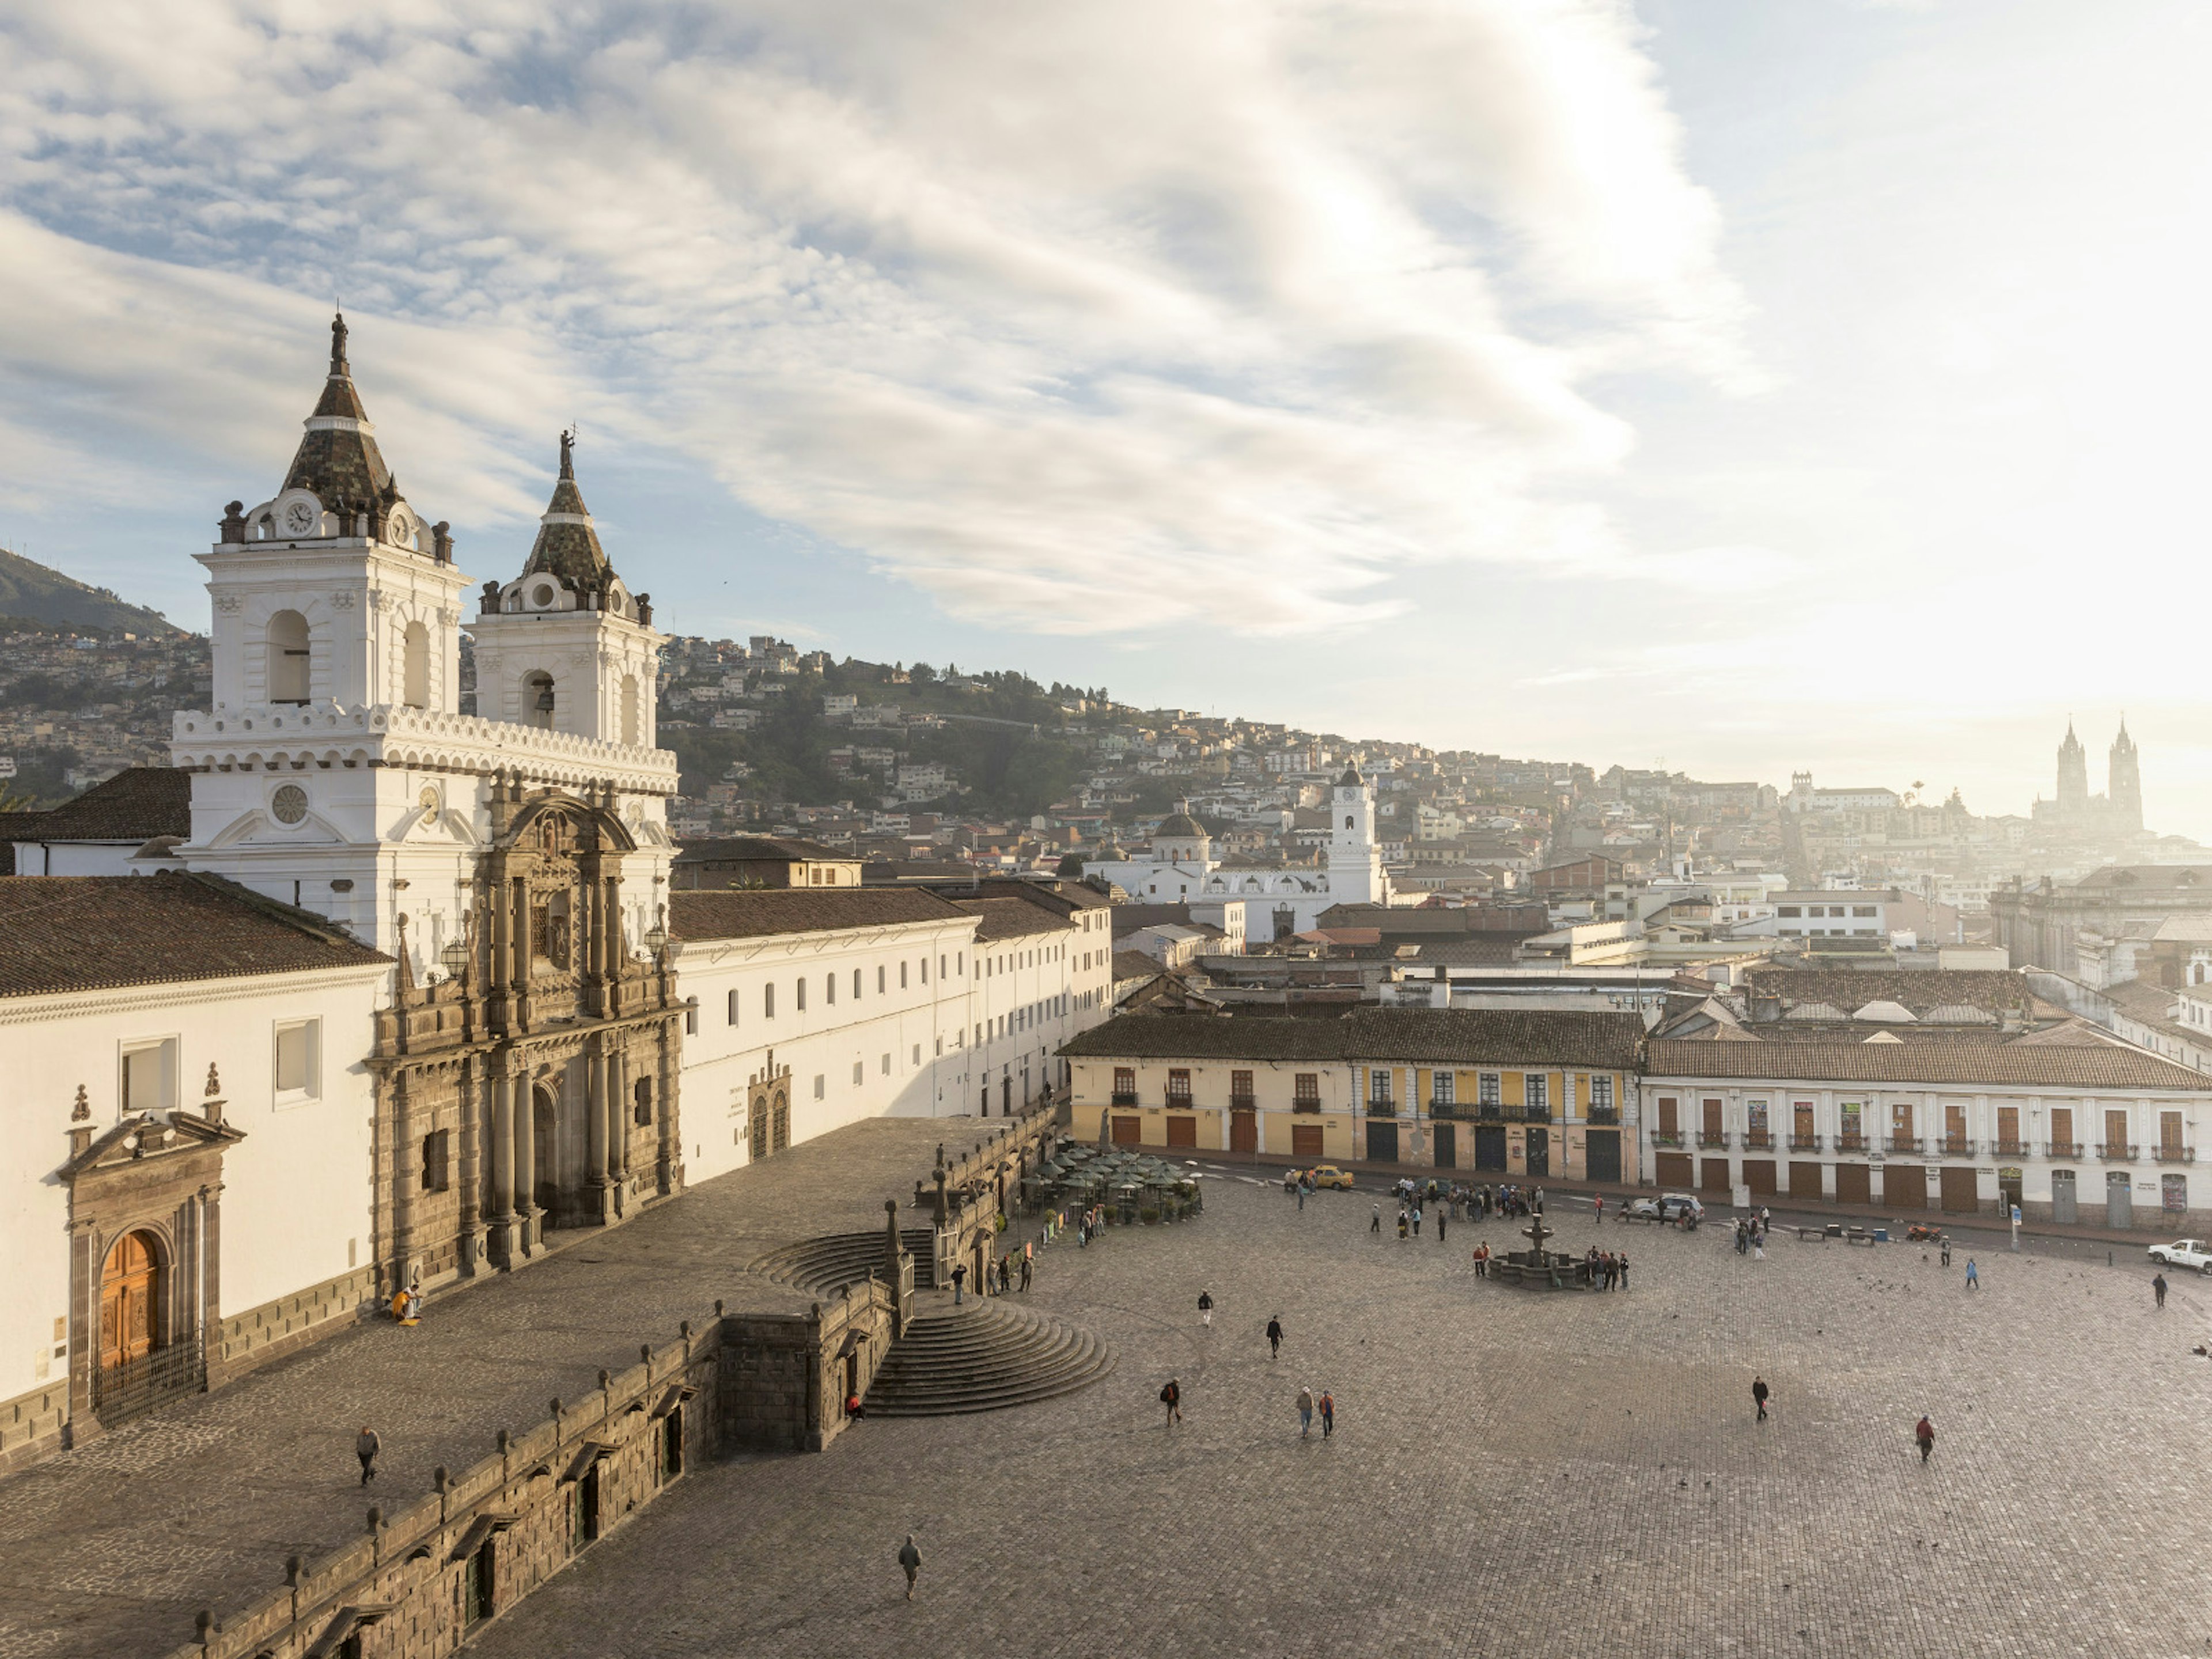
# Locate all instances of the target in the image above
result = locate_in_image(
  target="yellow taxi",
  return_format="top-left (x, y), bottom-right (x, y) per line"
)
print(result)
top-left (1285, 1164), bottom-right (1356, 1191)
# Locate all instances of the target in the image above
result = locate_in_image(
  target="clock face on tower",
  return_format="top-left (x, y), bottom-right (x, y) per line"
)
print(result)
top-left (282, 499), bottom-right (317, 535)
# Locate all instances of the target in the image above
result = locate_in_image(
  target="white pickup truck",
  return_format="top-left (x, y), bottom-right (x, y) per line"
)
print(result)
top-left (2146, 1239), bottom-right (2212, 1274)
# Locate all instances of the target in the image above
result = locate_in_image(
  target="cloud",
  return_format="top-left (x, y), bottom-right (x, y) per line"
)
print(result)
top-left (0, 0), bottom-right (1753, 632)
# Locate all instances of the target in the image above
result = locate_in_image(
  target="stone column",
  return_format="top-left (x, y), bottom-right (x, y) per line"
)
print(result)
top-left (608, 1044), bottom-right (630, 1213)
top-left (655, 1027), bottom-right (680, 1197)
top-left (457, 1058), bottom-right (485, 1275)
top-left (513, 1067), bottom-right (537, 1253)
top-left (388, 1072), bottom-right (418, 1293)
top-left (487, 1062), bottom-right (518, 1266)
top-left (510, 877), bottom-right (531, 990)
top-left (586, 1044), bottom-right (614, 1225)
top-left (603, 876), bottom-right (624, 982)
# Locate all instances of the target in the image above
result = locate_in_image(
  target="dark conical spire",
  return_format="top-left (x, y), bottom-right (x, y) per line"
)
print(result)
top-left (523, 430), bottom-right (615, 590)
top-left (282, 311), bottom-right (397, 521)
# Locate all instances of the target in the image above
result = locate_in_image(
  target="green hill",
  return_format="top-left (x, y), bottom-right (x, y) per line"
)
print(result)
top-left (0, 547), bottom-right (184, 634)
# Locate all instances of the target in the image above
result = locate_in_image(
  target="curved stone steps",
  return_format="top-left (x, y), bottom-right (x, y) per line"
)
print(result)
top-left (866, 1303), bottom-right (1113, 1417)
top-left (750, 1229), bottom-right (938, 1294)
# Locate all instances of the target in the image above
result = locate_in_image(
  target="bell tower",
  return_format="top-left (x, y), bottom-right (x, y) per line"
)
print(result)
top-left (2109, 718), bottom-right (2142, 834)
top-left (1327, 764), bottom-right (1386, 906)
top-left (2056, 720), bottom-right (2089, 820)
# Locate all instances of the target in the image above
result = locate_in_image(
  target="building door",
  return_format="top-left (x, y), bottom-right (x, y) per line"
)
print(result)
top-left (751, 1109), bottom-right (769, 1163)
top-left (1584, 1129), bottom-right (1619, 1182)
top-left (100, 1231), bottom-right (160, 1370)
top-left (1525, 1127), bottom-right (1550, 1177)
top-left (1475, 1126), bottom-right (1508, 1171)
top-left (1166, 1116), bottom-right (1198, 1149)
top-left (1291, 1123), bottom-right (1324, 1160)
top-left (1939, 1167), bottom-right (1980, 1213)
top-left (1366, 1122), bottom-right (1400, 1164)
top-left (1701, 1098), bottom-right (1724, 1144)
top-left (1793, 1102), bottom-right (1815, 1147)
top-left (1788, 1162), bottom-right (1824, 1200)
top-left (1431, 1123), bottom-right (1457, 1169)
top-left (1699, 1156), bottom-right (1730, 1194)
top-left (1002, 1077), bottom-right (1013, 1115)
top-left (1653, 1152), bottom-right (1693, 1188)
top-left (2050, 1168), bottom-right (2076, 1225)
top-left (532, 1087), bottom-right (558, 1219)
top-left (1743, 1160), bottom-right (1777, 1196)
top-left (1883, 1165), bottom-right (1927, 1210)
top-left (1834, 1163), bottom-right (1871, 1205)
top-left (1111, 1116), bottom-right (1141, 1146)
top-left (2107, 1171), bottom-right (2133, 1230)
top-left (1230, 1109), bottom-right (1257, 1154)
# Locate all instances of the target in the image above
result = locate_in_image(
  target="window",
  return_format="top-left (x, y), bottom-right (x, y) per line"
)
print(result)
top-left (121, 1040), bottom-right (175, 1113)
top-left (1657, 1096), bottom-right (1679, 1137)
top-left (854, 968), bottom-right (863, 998)
top-left (766, 982), bottom-right (777, 1018)
top-left (1525, 1074), bottom-right (1548, 1115)
top-left (634, 1078), bottom-right (653, 1127)
top-left (826, 974), bottom-right (836, 1006)
top-left (727, 988), bottom-right (740, 1026)
top-left (1590, 1075), bottom-right (1613, 1109)
top-left (2051, 1106), bottom-right (2074, 1147)
top-left (268, 609), bottom-right (310, 703)
top-left (1431, 1071), bottom-right (1455, 1105)
top-left (853, 1062), bottom-right (864, 1085)
top-left (900, 961), bottom-right (908, 990)
top-left (524, 670), bottom-right (555, 730)
top-left (1853, 905), bottom-right (1877, 917)
top-left (797, 979), bottom-right (807, 1012)
top-left (422, 1129), bottom-right (451, 1192)
top-left (1369, 1069), bottom-right (1393, 1105)
top-left (912, 1044), bottom-right (921, 1065)
top-left (814, 1074), bottom-right (826, 1100)
top-left (1841, 1101), bottom-right (1863, 1142)
top-left (621, 675), bottom-right (641, 744)
top-left (1997, 1105), bottom-right (2020, 1147)
top-left (1293, 1073), bottom-right (1321, 1107)
top-left (1167, 1067), bottom-right (1192, 1103)
top-left (275, 1020), bottom-right (319, 1097)
top-left (402, 620), bottom-right (430, 708)
top-left (1777, 906), bottom-right (1801, 918)
top-left (881, 1053), bottom-right (892, 1075)
top-left (1113, 1067), bottom-right (1136, 1100)
top-left (1230, 1069), bottom-right (1255, 1102)
top-left (684, 1004), bottom-right (699, 1036)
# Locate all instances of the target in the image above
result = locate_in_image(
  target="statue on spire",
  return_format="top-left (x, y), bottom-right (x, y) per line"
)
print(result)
top-left (559, 426), bottom-right (576, 479)
top-left (330, 310), bottom-right (349, 376)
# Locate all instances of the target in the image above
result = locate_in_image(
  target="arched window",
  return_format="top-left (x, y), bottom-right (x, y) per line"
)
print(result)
top-left (1344, 815), bottom-right (1354, 830)
top-left (268, 610), bottom-right (310, 703)
top-left (525, 671), bottom-right (555, 730)
top-left (765, 982), bottom-right (777, 1017)
top-left (402, 620), bottom-right (430, 708)
top-left (620, 675), bottom-right (641, 744)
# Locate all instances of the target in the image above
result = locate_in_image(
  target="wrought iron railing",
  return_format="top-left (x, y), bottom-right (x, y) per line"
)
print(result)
top-left (2156, 1146), bottom-right (2195, 1164)
top-left (2047, 1141), bottom-right (2082, 1159)
top-left (2097, 1142), bottom-right (2139, 1162)
top-left (1743, 1130), bottom-right (1772, 1150)
top-left (1696, 1131), bottom-right (1729, 1149)
top-left (93, 1339), bottom-right (205, 1427)
top-left (1790, 1135), bottom-right (1823, 1152)
top-left (1110, 1092), bottom-right (1138, 1107)
top-left (1991, 1141), bottom-right (2029, 1158)
top-left (1942, 1137), bottom-right (1974, 1156)
top-left (1886, 1135), bottom-right (1921, 1154)
top-left (1586, 1105), bottom-right (1619, 1125)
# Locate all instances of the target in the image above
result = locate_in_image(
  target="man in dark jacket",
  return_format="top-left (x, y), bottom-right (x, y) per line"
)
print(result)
top-left (1915, 1416), bottom-right (1936, 1463)
top-left (899, 1535), bottom-right (922, 1600)
top-left (1266, 1315), bottom-right (1284, 1358)
top-left (1752, 1375), bottom-right (1770, 1422)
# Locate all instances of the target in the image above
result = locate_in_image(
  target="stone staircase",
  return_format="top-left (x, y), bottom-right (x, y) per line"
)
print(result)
top-left (751, 1228), bottom-right (940, 1293)
top-left (865, 1300), bottom-right (1114, 1417)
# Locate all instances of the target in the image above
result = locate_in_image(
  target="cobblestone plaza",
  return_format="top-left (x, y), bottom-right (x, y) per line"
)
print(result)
top-left (477, 1174), bottom-right (2211, 1659)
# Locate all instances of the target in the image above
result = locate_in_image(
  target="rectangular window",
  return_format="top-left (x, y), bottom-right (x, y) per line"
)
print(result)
top-left (2105, 1108), bottom-right (2129, 1151)
top-left (1657, 1096), bottom-right (1679, 1136)
top-left (1230, 1069), bottom-right (1255, 1101)
top-left (1113, 1066), bottom-right (1136, 1099)
top-left (727, 988), bottom-right (740, 1026)
top-left (422, 1128), bottom-right (451, 1192)
top-left (1841, 1101), bottom-right (1862, 1142)
top-left (1167, 1067), bottom-right (1192, 1103)
top-left (1431, 1071), bottom-right (1455, 1104)
top-left (684, 1005), bottom-right (699, 1036)
top-left (826, 975), bottom-right (836, 1005)
top-left (853, 1062), bottom-right (864, 1085)
top-left (814, 1074), bottom-right (825, 1100)
top-left (274, 1021), bottom-right (319, 1098)
top-left (2051, 1106), bottom-right (2073, 1146)
top-left (120, 1039), bottom-right (177, 1115)
top-left (1525, 1074), bottom-right (1549, 1114)
top-left (766, 982), bottom-right (777, 1017)
top-left (1293, 1073), bottom-right (1320, 1107)
top-left (1853, 905), bottom-right (1877, 917)
top-left (1479, 1073), bottom-right (1501, 1107)
top-left (2163, 1110), bottom-right (2184, 1150)
top-left (912, 1044), bottom-right (921, 1065)
top-left (1590, 1075), bottom-right (1613, 1109)
top-left (854, 968), bottom-right (863, 998)
top-left (900, 961), bottom-right (909, 990)
top-left (1777, 906), bottom-right (1801, 918)
top-left (1369, 1069), bottom-right (1393, 1105)
top-left (1997, 1105), bottom-right (2020, 1147)
top-left (1793, 1100), bottom-right (1815, 1141)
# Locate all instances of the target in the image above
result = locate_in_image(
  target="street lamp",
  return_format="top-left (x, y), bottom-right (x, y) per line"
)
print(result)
top-left (440, 930), bottom-right (469, 984)
top-left (644, 909), bottom-right (670, 961)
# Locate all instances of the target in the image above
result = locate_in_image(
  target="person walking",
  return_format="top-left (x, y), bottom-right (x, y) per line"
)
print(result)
top-left (1019, 1254), bottom-right (1032, 1293)
top-left (1964, 1258), bottom-right (1979, 1291)
top-left (1397, 1210), bottom-right (1410, 1240)
top-left (1594, 1193), bottom-right (1604, 1226)
top-left (1267, 1315), bottom-right (1285, 1359)
top-left (950, 1262), bottom-right (968, 1305)
top-left (1371, 1203), bottom-right (1382, 1235)
top-left (1915, 1415), bottom-right (1936, 1464)
top-left (997, 1256), bottom-right (1010, 1295)
top-left (2154, 1272), bottom-right (2169, 1309)
top-left (1940, 1237), bottom-right (1952, 1268)
top-left (1437, 1211), bottom-right (1448, 1247)
top-left (1160, 1377), bottom-right (1182, 1427)
top-left (899, 1535), bottom-right (923, 1600)
top-left (1752, 1374), bottom-right (1770, 1422)
top-left (1296, 1181), bottom-right (1305, 1211)
top-left (1297, 1384), bottom-right (1315, 1438)
top-left (356, 1426), bottom-right (380, 1487)
top-left (1319, 1388), bottom-right (1335, 1438)
top-left (1411, 1206), bottom-right (1423, 1238)
top-left (1618, 1252), bottom-right (1630, 1290)
top-left (1198, 1290), bottom-right (1214, 1328)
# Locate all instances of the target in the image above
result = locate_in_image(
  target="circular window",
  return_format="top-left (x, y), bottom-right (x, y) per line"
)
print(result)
top-left (532, 583), bottom-right (556, 608)
top-left (271, 785), bottom-right (309, 825)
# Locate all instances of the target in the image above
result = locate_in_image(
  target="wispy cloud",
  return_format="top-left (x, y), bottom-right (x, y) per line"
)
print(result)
top-left (0, 0), bottom-right (1752, 632)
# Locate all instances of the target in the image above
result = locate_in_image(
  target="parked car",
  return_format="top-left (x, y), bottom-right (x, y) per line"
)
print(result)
top-left (1283, 1165), bottom-right (1355, 1191)
top-left (1621, 1192), bottom-right (1705, 1228)
top-left (2148, 1238), bottom-right (2212, 1274)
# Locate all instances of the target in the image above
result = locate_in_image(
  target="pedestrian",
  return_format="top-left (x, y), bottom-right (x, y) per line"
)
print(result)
top-left (1160, 1377), bottom-right (1182, 1427)
top-left (1437, 1212), bottom-right (1448, 1247)
top-left (1297, 1384), bottom-right (1315, 1438)
top-left (1412, 1206), bottom-right (1422, 1237)
top-left (1267, 1315), bottom-right (1284, 1359)
top-left (2154, 1272), bottom-right (2169, 1309)
top-left (1397, 1210), bottom-right (1409, 1240)
top-left (1752, 1374), bottom-right (1770, 1422)
top-left (951, 1262), bottom-right (967, 1305)
top-left (1594, 1194), bottom-right (1604, 1226)
top-left (899, 1534), bottom-right (922, 1600)
top-left (1297, 1181), bottom-right (1305, 1211)
top-left (1964, 1258), bottom-right (1979, 1291)
top-left (1753, 1226), bottom-right (1766, 1262)
top-left (1019, 1254), bottom-right (1032, 1292)
top-left (1319, 1388), bottom-right (1334, 1438)
top-left (997, 1256), bottom-right (1010, 1294)
top-left (1372, 1204), bottom-right (1381, 1235)
top-left (1472, 1241), bottom-right (1489, 1278)
top-left (356, 1425), bottom-right (380, 1487)
top-left (1535, 1185), bottom-right (1546, 1215)
top-left (1198, 1289), bottom-right (1214, 1328)
top-left (1618, 1252), bottom-right (1630, 1290)
top-left (1940, 1237), bottom-right (1952, 1267)
top-left (1915, 1415), bottom-right (1935, 1464)
top-left (1759, 1204), bottom-right (1771, 1236)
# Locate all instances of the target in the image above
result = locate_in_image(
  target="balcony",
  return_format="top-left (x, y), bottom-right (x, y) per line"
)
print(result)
top-left (1696, 1131), bottom-right (1729, 1149)
top-left (1291, 1099), bottom-right (1322, 1115)
top-left (1427, 1097), bottom-right (1460, 1119)
top-left (1835, 1134), bottom-right (1867, 1152)
top-left (1366, 1100), bottom-right (1399, 1118)
top-left (1524, 1107), bottom-right (1554, 1124)
top-left (1229, 1093), bottom-right (1256, 1112)
top-left (1110, 1091), bottom-right (1138, 1108)
top-left (1790, 1135), bottom-right (1823, 1153)
top-left (1991, 1141), bottom-right (2029, 1158)
top-left (2098, 1142), bottom-right (2139, 1162)
top-left (1743, 1130), bottom-right (1773, 1151)
top-left (1886, 1135), bottom-right (1921, 1155)
top-left (1942, 1137), bottom-right (1974, 1156)
top-left (1650, 1132), bottom-right (1685, 1147)
top-left (1586, 1105), bottom-right (1619, 1126)
top-left (1165, 1094), bottom-right (1193, 1111)
top-left (2156, 1145), bottom-right (2195, 1164)
top-left (2047, 1141), bottom-right (2082, 1160)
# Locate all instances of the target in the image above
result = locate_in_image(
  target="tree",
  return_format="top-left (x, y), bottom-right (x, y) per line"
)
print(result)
top-left (1055, 852), bottom-right (1086, 878)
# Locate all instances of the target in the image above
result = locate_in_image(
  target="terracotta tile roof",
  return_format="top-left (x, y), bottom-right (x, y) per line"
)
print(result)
top-left (0, 873), bottom-right (387, 998)
top-left (1646, 1037), bottom-right (2207, 1091)
top-left (1059, 1012), bottom-right (1349, 1062)
top-left (1344, 1007), bottom-right (1645, 1068)
top-left (669, 887), bottom-right (973, 942)
top-left (957, 895), bottom-right (1074, 942)
top-left (8, 767), bottom-right (191, 843)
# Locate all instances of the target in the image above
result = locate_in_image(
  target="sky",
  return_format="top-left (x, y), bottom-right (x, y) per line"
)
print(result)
top-left (1, 1), bottom-right (2207, 835)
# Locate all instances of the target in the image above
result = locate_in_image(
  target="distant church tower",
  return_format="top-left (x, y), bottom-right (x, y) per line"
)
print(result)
top-left (2109, 718), bottom-right (2143, 834)
top-left (2056, 721), bottom-right (2089, 819)
top-left (1327, 764), bottom-right (1386, 906)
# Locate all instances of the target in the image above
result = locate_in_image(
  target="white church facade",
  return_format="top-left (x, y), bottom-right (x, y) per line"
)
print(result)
top-left (1082, 768), bottom-right (1392, 940)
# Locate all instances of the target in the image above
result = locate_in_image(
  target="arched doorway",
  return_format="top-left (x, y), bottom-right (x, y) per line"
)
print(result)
top-left (771, 1087), bottom-right (790, 1153)
top-left (100, 1230), bottom-right (161, 1372)
top-left (533, 1086), bottom-right (558, 1219)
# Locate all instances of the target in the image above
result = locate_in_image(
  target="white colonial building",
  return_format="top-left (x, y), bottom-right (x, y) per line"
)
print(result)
top-left (1082, 767), bottom-right (1391, 941)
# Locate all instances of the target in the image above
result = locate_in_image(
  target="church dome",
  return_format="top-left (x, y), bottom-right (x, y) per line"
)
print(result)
top-left (1156, 812), bottom-right (1205, 839)
top-left (1336, 766), bottom-right (1363, 787)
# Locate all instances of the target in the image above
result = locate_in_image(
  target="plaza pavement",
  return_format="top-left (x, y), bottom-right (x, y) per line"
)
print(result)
top-left (469, 1168), bottom-right (2212, 1659)
top-left (0, 1116), bottom-right (986, 1659)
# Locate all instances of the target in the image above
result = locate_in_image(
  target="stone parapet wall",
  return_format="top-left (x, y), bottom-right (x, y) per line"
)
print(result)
top-left (0, 1377), bottom-right (67, 1475)
top-left (721, 1276), bottom-right (898, 1453)
top-left (219, 1264), bottom-right (379, 1376)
